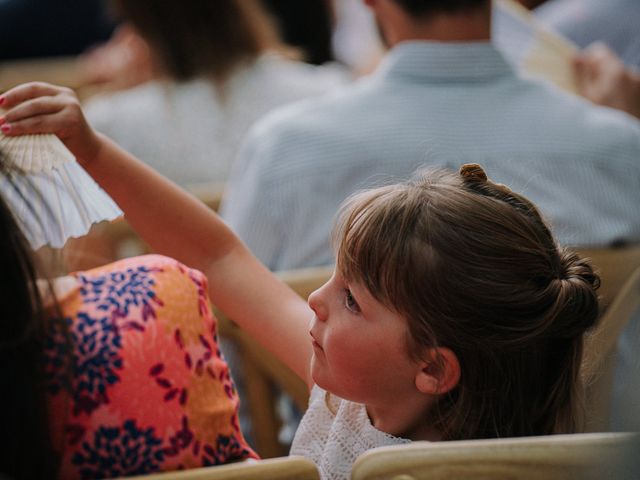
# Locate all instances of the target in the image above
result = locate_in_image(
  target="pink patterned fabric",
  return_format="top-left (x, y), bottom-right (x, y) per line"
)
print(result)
top-left (44, 255), bottom-right (257, 479)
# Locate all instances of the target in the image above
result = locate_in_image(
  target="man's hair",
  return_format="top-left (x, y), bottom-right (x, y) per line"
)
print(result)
top-left (334, 164), bottom-right (599, 440)
top-left (393, 0), bottom-right (490, 16)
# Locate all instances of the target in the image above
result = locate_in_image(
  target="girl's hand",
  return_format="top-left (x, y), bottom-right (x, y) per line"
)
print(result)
top-left (0, 82), bottom-right (103, 164)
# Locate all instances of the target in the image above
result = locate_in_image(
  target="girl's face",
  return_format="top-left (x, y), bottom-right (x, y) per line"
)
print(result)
top-left (307, 270), bottom-right (423, 406)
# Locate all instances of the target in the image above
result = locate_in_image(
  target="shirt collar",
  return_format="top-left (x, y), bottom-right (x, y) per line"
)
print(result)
top-left (376, 40), bottom-right (515, 83)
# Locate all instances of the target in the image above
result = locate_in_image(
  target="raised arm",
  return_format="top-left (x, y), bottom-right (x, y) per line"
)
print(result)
top-left (0, 82), bottom-right (315, 385)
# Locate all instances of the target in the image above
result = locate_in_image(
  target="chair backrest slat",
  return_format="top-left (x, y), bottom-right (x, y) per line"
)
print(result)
top-left (351, 433), bottom-right (640, 480)
top-left (119, 455), bottom-right (319, 480)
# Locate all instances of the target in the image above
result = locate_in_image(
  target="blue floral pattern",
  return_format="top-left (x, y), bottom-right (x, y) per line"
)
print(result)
top-left (44, 255), bottom-right (257, 479)
top-left (71, 420), bottom-right (164, 479)
top-left (45, 265), bottom-right (162, 416)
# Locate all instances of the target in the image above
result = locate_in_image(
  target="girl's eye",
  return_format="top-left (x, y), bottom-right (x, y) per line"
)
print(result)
top-left (344, 289), bottom-right (361, 313)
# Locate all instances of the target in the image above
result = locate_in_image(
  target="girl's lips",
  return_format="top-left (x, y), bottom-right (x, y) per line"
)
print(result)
top-left (310, 332), bottom-right (323, 351)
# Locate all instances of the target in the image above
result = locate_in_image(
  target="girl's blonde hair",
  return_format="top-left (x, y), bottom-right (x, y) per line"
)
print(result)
top-left (334, 164), bottom-right (599, 439)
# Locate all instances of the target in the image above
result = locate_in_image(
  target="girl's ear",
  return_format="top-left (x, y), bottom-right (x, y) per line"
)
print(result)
top-left (415, 347), bottom-right (461, 395)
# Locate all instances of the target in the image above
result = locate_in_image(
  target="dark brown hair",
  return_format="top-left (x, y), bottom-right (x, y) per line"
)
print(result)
top-left (260, 0), bottom-right (335, 65)
top-left (335, 164), bottom-right (599, 440)
top-left (393, 0), bottom-right (490, 16)
top-left (114, 0), bottom-right (284, 84)
top-left (0, 158), bottom-right (61, 478)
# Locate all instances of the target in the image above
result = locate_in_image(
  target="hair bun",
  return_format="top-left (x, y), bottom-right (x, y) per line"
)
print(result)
top-left (459, 163), bottom-right (488, 183)
top-left (546, 249), bottom-right (600, 338)
top-left (559, 250), bottom-right (600, 287)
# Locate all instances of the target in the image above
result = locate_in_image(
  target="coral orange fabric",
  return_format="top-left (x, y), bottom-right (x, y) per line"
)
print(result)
top-left (44, 255), bottom-right (257, 479)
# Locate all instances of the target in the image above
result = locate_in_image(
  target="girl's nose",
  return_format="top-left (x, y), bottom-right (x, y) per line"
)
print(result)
top-left (308, 283), bottom-right (329, 322)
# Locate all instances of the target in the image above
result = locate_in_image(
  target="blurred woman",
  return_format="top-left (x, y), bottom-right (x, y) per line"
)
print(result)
top-left (0, 152), bottom-right (257, 479)
top-left (82, 0), bottom-right (347, 188)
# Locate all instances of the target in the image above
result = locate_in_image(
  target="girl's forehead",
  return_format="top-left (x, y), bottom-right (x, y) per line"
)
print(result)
top-left (334, 264), bottom-right (361, 286)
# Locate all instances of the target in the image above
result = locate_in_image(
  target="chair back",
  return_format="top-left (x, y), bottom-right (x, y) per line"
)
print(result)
top-left (351, 432), bottom-right (640, 480)
top-left (573, 245), bottom-right (640, 431)
top-left (1, 56), bottom-right (82, 93)
top-left (581, 267), bottom-right (640, 431)
top-left (185, 181), bottom-right (225, 212)
top-left (119, 456), bottom-right (319, 480)
top-left (277, 265), bottom-right (334, 300)
top-left (575, 245), bottom-right (640, 308)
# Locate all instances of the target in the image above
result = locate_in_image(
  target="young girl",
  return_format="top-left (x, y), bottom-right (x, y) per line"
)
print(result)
top-left (0, 83), bottom-right (600, 480)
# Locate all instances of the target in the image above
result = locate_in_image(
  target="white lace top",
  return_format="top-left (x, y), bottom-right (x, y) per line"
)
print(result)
top-left (290, 385), bottom-right (411, 480)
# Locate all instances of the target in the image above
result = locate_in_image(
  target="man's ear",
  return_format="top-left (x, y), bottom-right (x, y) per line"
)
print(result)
top-left (415, 347), bottom-right (460, 395)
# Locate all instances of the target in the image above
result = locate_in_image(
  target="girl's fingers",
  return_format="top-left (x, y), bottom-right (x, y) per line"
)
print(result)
top-left (1, 95), bottom-right (66, 125)
top-left (0, 82), bottom-right (69, 110)
top-left (0, 83), bottom-right (82, 137)
top-left (0, 81), bottom-right (98, 162)
top-left (0, 112), bottom-right (63, 136)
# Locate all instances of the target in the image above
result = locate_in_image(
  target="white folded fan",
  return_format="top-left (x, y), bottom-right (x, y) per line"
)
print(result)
top-left (0, 130), bottom-right (122, 249)
top-left (493, 0), bottom-right (579, 94)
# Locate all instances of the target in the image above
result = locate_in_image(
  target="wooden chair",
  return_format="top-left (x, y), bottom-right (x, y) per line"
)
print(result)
top-left (575, 244), bottom-right (640, 308)
top-left (0, 56), bottom-right (82, 91)
top-left (215, 266), bottom-right (333, 459)
top-left (570, 245), bottom-right (640, 431)
top-left (351, 432), bottom-right (640, 480)
top-left (0, 55), bottom-right (104, 100)
top-left (581, 267), bottom-right (640, 432)
top-left (185, 181), bottom-right (226, 212)
top-left (118, 456), bottom-right (319, 480)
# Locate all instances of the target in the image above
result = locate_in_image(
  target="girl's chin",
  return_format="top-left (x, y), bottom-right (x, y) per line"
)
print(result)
top-left (309, 360), bottom-right (328, 389)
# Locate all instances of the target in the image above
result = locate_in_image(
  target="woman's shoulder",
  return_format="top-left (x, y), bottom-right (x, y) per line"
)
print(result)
top-left (73, 254), bottom-right (207, 282)
top-left (63, 254), bottom-right (211, 329)
top-left (46, 254), bottom-right (256, 477)
top-left (237, 53), bottom-right (350, 102)
top-left (53, 254), bottom-right (215, 360)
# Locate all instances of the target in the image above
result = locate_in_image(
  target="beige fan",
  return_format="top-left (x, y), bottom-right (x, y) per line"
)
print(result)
top-left (493, 0), bottom-right (579, 94)
top-left (0, 130), bottom-right (122, 249)
top-left (0, 132), bottom-right (75, 172)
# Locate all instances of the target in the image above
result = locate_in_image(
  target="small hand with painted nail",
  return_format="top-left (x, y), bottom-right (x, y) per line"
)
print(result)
top-left (0, 82), bottom-right (103, 164)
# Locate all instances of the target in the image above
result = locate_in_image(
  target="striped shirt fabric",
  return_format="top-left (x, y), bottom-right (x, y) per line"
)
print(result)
top-left (221, 41), bottom-right (640, 272)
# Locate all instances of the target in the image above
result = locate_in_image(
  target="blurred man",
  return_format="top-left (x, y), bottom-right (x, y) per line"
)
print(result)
top-left (222, 0), bottom-right (640, 271)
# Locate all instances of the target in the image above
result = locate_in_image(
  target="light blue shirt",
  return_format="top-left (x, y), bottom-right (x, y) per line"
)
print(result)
top-left (221, 41), bottom-right (640, 271)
